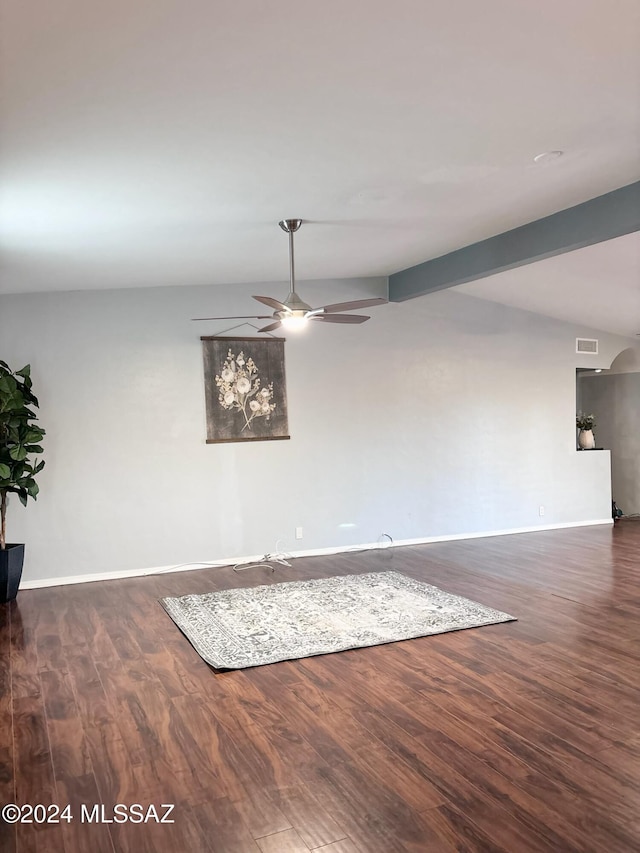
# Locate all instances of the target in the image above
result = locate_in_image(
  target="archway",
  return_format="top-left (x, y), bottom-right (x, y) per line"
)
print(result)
top-left (578, 345), bottom-right (640, 515)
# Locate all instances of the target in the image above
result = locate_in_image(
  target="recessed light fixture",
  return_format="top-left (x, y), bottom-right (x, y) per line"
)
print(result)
top-left (533, 150), bottom-right (564, 164)
top-left (595, 368), bottom-right (602, 373)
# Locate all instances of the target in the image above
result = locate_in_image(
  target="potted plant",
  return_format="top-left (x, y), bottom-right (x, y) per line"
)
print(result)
top-left (0, 362), bottom-right (45, 603)
top-left (576, 411), bottom-right (596, 450)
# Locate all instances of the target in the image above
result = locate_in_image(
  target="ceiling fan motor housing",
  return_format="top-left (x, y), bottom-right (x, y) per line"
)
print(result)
top-left (281, 292), bottom-right (313, 314)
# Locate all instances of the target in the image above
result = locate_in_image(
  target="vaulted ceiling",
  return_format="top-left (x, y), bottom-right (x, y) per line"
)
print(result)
top-left (1, 1), bottom-right (638, 334)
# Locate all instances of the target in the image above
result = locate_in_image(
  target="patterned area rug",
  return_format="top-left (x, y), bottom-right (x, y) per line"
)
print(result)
top-left (161, 571), bottom-right (516, 670)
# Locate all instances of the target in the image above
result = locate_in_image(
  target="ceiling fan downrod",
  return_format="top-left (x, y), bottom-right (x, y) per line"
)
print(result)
top-left (278, 219), bottom-right (309, 311)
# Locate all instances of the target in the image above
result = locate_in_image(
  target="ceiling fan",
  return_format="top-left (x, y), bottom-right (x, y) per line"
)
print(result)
top-left (192, 219), bottom-right (387, 332)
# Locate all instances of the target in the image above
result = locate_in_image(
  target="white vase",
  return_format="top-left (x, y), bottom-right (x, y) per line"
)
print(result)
top-left (578, 429), bottom-right (595, 449)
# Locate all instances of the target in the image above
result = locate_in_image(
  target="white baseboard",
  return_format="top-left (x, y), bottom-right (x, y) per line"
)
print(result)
top-left (386, 517), bottom-right (614, 547)
top-left (19, 518), bottom-right (613, 590)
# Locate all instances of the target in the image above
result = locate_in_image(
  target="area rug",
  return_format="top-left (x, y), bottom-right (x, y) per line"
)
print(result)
top-left (160, 571), bottom-right (516, 670)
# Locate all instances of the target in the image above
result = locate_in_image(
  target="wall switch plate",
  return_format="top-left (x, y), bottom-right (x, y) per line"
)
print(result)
top-left (295, 526), bottom-right (303, 539)
top-left (539, 505), bottom-right (545, 516)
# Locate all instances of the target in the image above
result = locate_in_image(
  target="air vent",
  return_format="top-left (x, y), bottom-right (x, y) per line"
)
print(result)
top-left (576, 338), bottom-right (598, 354)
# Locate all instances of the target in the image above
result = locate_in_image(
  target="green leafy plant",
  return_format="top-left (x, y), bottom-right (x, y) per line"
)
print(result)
top-left (0, 362), bottom-right (45, 549)
top-left (576, 411), bottom-right (596, 431)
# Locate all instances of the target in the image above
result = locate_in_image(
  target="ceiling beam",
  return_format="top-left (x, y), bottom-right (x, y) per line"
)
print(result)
top-left (388, 181), bottom-right (640, 302)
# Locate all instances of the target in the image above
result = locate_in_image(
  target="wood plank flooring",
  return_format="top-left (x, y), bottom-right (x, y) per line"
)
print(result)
top-left (1, 520), bottom-right (639, 852)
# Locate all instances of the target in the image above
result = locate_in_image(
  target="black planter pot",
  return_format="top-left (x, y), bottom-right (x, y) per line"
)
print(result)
top-left (0, 543), bottom-right (25, 603)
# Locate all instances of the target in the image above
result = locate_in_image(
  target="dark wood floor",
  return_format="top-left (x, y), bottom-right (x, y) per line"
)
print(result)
top-left (1, 520), bottom-right (639, 852)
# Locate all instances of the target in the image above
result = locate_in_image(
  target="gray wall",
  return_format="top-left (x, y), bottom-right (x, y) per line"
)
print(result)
top-left (579, 371), bottom-right (640, 514)
top-left (0, 278), bottom-right (629, 584)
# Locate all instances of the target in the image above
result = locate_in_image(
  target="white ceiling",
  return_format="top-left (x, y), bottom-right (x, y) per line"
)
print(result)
top-left (456, 231), bottom-right (640, 337)
top-left (1, 1), bottom-right (639, 334)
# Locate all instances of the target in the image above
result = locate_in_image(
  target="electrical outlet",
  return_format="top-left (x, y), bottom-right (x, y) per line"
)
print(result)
top-left (539, 505), bottom-right (545, 516)
top-left (295, 526), bottom-right (303, 540)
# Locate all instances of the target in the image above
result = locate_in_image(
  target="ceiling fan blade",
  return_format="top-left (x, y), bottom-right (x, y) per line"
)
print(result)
top-left (253, 295), bottom-right (288, 312)
top-left (191, 315), bottom-right (272, 321)
top-left (258, 320), bottom-right (283, 333)
top-left (320, 297), bottom-right (387, 313)
top-left (312, 313), bottom-right (370, 324)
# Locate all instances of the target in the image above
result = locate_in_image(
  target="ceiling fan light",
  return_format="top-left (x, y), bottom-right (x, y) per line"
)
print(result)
top-left (280, 315), bottom-right (308, 331)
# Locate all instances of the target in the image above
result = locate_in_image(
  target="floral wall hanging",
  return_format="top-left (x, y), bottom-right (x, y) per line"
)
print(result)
top-left (201, 336), bottom-right (290, 443)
